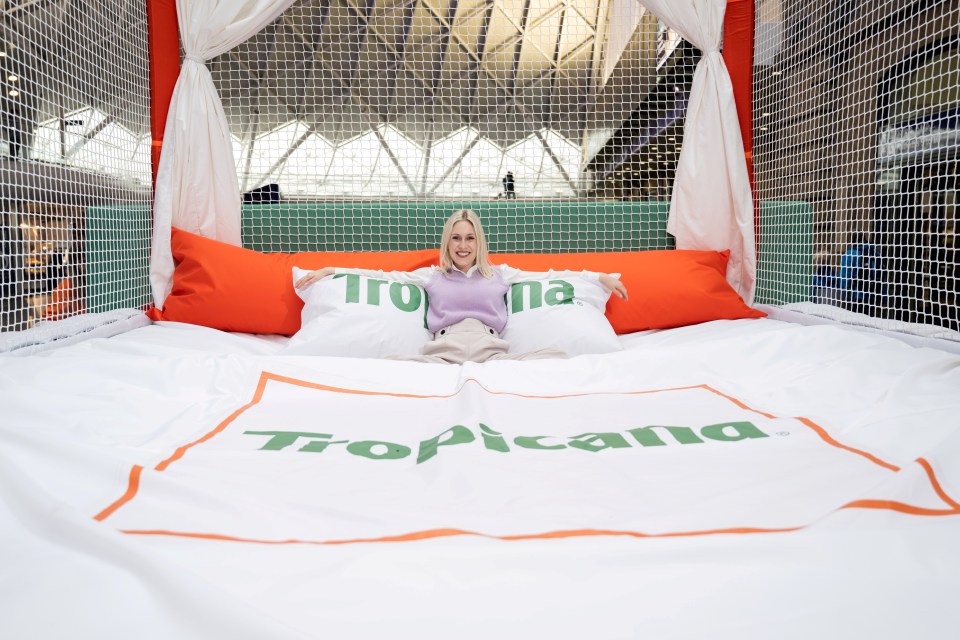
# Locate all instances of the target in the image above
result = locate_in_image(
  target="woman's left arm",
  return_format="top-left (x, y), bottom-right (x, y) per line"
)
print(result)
top-left (598, 273), bottom-right (627, 300)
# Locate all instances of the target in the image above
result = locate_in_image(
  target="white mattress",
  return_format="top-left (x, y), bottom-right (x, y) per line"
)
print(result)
top-left (2, 318), bottom-right (959, 639)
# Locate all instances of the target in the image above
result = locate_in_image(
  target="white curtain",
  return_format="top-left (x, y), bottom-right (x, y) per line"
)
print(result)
top-left (603, 0), bottom-right (646, 88)
top-left (150, 0), bottom-right (298, 307)
top-left (638, 0), bottom-right (756, 303)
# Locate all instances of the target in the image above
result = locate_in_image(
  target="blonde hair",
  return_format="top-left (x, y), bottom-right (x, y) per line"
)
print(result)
top-left (438, 209), bottom-right (493, 278)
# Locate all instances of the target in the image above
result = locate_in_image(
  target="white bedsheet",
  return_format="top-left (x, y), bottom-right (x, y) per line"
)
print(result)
top-left (1, 318), bottom-right (959, 639)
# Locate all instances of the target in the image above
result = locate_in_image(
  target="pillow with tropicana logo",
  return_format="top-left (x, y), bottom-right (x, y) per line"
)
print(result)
top-left (501, 274), bottom-right (622, 357)
top-left (284, 268), bottom-right (432, 358)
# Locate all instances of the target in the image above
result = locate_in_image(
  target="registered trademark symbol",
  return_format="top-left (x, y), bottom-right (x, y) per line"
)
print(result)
top-left (776, 431), bottom-right (790, 437)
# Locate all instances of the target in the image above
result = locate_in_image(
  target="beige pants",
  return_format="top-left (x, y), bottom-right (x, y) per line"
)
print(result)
top-left (391, 318), bottom-right (566, 365)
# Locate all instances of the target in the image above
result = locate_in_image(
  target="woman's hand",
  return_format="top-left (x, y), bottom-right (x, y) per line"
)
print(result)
top-left (599, 273), bottom-right (628, 300)
top-left (295, 267), bottom-right (335, 289)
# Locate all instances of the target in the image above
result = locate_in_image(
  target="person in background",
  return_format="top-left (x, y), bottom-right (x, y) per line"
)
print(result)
top-left (502, 171), bottom-right (516, 199)
top-left (295, 208), bottom-right (626, 364)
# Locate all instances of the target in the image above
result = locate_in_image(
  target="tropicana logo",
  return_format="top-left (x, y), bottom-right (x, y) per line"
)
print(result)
top-left (332, 275), bottom-right (578, 316)
top-left (243, 421), bottom-right (770, 464)
top-left (334, 273), bottom-right (425, 311)
top-left (509, 279), bottom-right (574, 313)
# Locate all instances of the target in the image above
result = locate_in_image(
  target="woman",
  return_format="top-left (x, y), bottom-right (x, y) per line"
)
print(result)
top-left (295, 209), bottom-right (627, 364)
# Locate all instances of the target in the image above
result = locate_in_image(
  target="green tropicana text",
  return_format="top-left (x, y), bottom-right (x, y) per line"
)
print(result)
top-left (510, 280), bottom-right (574, 313)
top-left (330, 275), bottom-right (580, 324)
top-left (333, 273), bottom-right (429, 327)
top-left (243, 421), bottom-right (770, 464)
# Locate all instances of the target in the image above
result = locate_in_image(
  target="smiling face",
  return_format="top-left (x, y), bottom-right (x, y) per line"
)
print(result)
top-left (438, 209), bottom-right (491, 277)
top-left (447, 220), bottom-right (478, 272)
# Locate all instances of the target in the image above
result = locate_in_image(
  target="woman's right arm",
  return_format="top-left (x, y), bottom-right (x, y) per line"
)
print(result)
top-left (294, 267), bottom-right (335, 289)
top-left (294, 266), bottom-right (433, 289)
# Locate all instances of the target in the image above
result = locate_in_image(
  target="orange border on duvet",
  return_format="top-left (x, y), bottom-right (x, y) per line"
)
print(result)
top-left (94, 371), bottom-right (960, 540)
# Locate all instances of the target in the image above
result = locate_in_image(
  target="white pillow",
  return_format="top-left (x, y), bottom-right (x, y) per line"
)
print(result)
top-left (284, 268), bottom-right (431, 358)
top-left (501, 274), bottom-right (622, 356)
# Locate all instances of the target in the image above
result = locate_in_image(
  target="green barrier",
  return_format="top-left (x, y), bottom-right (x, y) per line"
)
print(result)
top-left (85, 205), bottom-right (152, 313)
top-left (755, 200), bottom-right (814, 305)
top-left (241, 201), bottom-right (674, 253)
top-left (84, 200), bottom-right (814, 313)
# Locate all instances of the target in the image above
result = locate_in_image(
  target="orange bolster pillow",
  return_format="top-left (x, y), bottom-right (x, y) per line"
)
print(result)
top-left (491, 250), bottom-right (764, 333)
top-left (150, 229), bottom-right (764, 335)
top-left (148, 228), bottom-right (438, 335)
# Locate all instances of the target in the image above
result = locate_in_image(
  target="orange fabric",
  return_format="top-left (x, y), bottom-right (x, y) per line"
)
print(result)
top-left (42, 277), bottom-right (85, 320)
top-left (98, 371), bottom-right (960, 543)
top-left (723, 0), bottom-right (758, 255)
top-left (146, 0), bottom-right (180, 186)
top-left (152, 231), bottom-right (763, 335)
top-left (491, 250), bottom-right (765, 333)
top-left (151, 228), bottom-right (439, 335)
top-left (723, 0), bottom-right (755, 161)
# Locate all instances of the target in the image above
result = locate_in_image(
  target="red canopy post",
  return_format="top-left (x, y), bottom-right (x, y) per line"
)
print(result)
top-left (146, 0), bottom-right (180, 189)
top-left (723, 0), bottom-right (757, 246)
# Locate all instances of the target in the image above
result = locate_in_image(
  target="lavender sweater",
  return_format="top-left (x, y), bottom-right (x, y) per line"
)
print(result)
top-left (334, 264), bottom-right (599, 333)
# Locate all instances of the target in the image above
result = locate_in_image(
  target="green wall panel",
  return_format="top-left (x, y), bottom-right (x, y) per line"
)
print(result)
top-left (241, 201), bottom-right (674, 253)
top-left (755, 200), bottom-right (814, 305)
top-left (84, 200), bottom-right (815, 313)
top-left (85, 205), bottom-right (152, 313)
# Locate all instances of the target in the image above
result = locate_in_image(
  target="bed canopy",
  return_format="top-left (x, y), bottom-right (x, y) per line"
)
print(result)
top-left (147, 0), bottom-right (757, 306)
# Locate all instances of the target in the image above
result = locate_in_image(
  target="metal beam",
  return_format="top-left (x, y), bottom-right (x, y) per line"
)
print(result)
top-left (546, 0), bottom-right (567, 128)
top-left (284, 0), bottom-right (331, 119)
top-left (507, 0), bottom-right (534, 108)
top-left (371, 122), bottom-right (418, 196)
top-left (418, 0), bottom-right (460, 195)
top-left (535, 128), bottom-right (575, 191)
top-left (537, 0), bottom-right (576, 191)
top-left (418, 119), bottom-right (435, 196)
top-left (63, 114), bottom-right (114, 160)
top-left (582, 0), bottom-right (612, 173)
top-left (428, 129), bottom-right (480, 195)
top-left (252, 121), bottom-right (319, 189)
top-left (328, 0), bottom-right (378, 111)
top-left (467, 0), bottom-right (495, 119)
top-left (384, 0), bottom-right (418, 113)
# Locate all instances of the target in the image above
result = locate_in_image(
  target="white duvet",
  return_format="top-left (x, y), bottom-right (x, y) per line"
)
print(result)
top-left (1, 318), bottom-right (959, 639)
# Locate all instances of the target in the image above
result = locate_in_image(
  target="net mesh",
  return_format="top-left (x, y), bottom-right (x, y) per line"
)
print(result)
top-left (5, 1), bottom-right (955, 349)
top-left (1, 0), bottom-right (701, 351)
top-left (754, 0), bottom-right (960, 342)
top-left (212, 0), bottom-right (696, 253)
top-left (0, 0), bottom-right (152, 348)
